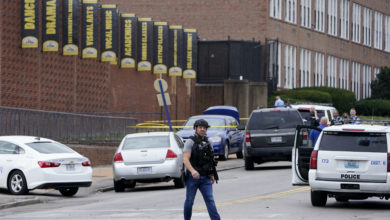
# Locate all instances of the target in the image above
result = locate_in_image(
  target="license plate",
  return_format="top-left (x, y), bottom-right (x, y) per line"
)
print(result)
top-left (271, 137), bottom-right (282, 143)
top-left (137, 167), bottom-right (152, 174)
top-left (66, 164), bottom-right (75, 171)
top-left (344, 160), bottom-right (359, 169)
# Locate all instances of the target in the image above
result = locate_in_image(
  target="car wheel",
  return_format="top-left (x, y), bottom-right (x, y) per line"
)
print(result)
top-left (59, 187), bottom-right (79, 197)
top-left (244, 156), bottom-right (254, 170)
top-left (8, 170), bottom-right (29, 195)
top-left (127, 181), bottom-right (136, 189)
top-left (174, 169), bottom-right (186, 188)
top-left (311, 190), bottom-right (327, 207)
top-left (335, 196), bottom-right (349, 202)
top-left (219, 142), bottom-right (229, 161)
top-left (236, 150), bottom-right (243, 159)
top-left (114, 180), bottom-right (125, 192)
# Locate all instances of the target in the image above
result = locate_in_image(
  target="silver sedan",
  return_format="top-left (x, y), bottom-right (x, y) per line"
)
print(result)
top-left (112, 132), bottom-right (186, 192)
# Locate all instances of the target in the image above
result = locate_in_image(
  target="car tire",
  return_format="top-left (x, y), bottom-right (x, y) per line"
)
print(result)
top-left (59, 187), bottom-right (79, 197)
top-left (219, 142), bottom-right (229, 161)
top-left (236, 150), bottom-right (243, 159)
top-left (8, 170), bottom-right (29, 195)
top-left (311, 190), bottom-right (327, 207)
top-left (114, 180), bottom-right (125, 192)
top-left (174, 169), bottom-right (186, 188)
top-left (127, 181), bottom-right (136, 189)
top-left (244, 156), bottom-right (254, 170)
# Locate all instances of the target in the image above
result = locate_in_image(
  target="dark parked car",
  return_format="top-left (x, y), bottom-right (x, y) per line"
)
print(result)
top-left (241, 108), bottom-right (305, 170)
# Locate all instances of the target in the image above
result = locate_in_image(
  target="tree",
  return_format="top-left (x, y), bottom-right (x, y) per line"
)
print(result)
top-left (371, 67), bottom-right (390, 100)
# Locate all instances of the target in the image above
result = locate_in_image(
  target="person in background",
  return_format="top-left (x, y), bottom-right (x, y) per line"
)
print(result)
top-left (274, 96), bottom-right (285, 108)
top-left (285, 99), bottom-right (292, 108)
top-left (308, 117), bottom-right (328, 147)
top-left (341, 112), bottom-right (349, 120)
top-left (349, 108), bottom-right (361, 124)
top-left (331, 110), bottom-right (342, 125)
top-left (306, 106), bottom-right (319, 126)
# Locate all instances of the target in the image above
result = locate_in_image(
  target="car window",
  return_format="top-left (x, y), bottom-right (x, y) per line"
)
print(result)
top-left (326, 110), bottom-right (332, 120)
top-left (26, 141), bottom-right (75, 154)
top-left (122, 136), bottom-right (169, 150)
top-left (247, 111), bottom-right (302, 130)
top-left (319, 132), bottom-right (387, 152)
top-left (298, 109), bottom-right (325, 120)
top-left (183, 118), bottom-right (226, 130)
top-left (0, 141), bottom-right (24, 154)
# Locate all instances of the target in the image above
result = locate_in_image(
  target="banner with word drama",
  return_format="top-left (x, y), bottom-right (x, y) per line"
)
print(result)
top-left (81, 0), bottom-right (98, 58)
top-left (42, 0), bottom-right (59, 52)
top-left (120, 13), bottom-right (137, 68)
top-left (21, 0), bottom-right (39, 48)
top-left (168, 25), bottom-right (184, 77)
top-left (137, 18), bottom-right (153, 71)
top-left (101, 4), bottom-right (118, 64)
top-left (183, 29), bottom-right (198, 79)
top-left (63, 0), bottom-right (79, 55)
top-left (153, 22), bottom-right (168, 74)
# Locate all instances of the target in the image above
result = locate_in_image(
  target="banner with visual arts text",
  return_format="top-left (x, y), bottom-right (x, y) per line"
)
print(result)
top-left (63, 0), bottom-right (79, 55)
top-left (21, 0), bottom-right (39, 48)
top-left (101, 4), bottom-right (118, 64)
top-left (168, 26), bottom-right (184, 77)
top-left (183, 29), bottom-right (198, 79)
top-left (137, 18), bottom-right (153, 71)
top-left (42, 0), bottom-right (59, 52)
top-left (153, 22), bottom-right (168, 74)
top-left (81, 0), bottom-right (98, 58)
top-left (120, 13), bottom-right (137, 68)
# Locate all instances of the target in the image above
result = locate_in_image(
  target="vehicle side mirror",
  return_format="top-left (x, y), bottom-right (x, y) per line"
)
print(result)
top-left (237, 124), bottom-right (245, 130)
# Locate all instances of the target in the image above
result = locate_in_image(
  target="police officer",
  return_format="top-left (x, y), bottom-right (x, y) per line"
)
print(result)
top-left (330, 109), bottom-right (342, 125)
top-left (183, 119), bottom-right (220, 220)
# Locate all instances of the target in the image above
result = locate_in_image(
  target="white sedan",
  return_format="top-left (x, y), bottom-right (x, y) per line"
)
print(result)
top-left (113, 132), bottom-right (185, 192)
top-left (0, 136), bottom-right (92, 196)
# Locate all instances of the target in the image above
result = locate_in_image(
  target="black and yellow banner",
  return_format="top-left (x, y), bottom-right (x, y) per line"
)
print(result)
top-left (153, 22), bottom-right (168, 74)
top-left (42, 0), bottom-right (59, 52)
top-left (63, 0), bottom-right (79, 55)
top-left (21, 0), bottom-right (39, 48)
top-left (120, 13), bottom-right (137, 68)
top-left (168, 25), bottom-right (184, 77)
top-left (137, 18), bottom-right (153, 71)
top-left (183, 29), bottom-right (197, 79)
top-left (81, 0), bottom-right (98, 58)
top-left (101, 4), bottom-right (118, 64)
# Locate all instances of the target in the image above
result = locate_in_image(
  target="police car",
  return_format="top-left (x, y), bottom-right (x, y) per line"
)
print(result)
top-left (292, 122), bottom-right (390, 206)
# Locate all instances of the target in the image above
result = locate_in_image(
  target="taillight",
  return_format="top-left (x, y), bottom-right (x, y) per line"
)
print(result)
top-left (245, 131), bottom-right (251, 143)
top-left (82, 160), bottom-right (91, 166)
top-left (166, 149), bottom-right (177, 159)
top-left (38, 161), bottom-right (61, 168)
top-left (113, 152), bottom-right (123, 162)
top-left (388, 153), bottom-right (390, 172)
top-left (310, 150), bottom-right (318, 169)
top-left (302, 129), bottom-right (308, 140)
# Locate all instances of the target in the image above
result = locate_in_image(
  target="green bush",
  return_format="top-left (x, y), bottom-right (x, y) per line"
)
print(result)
top-left (355, 99), bottom-right (390, 117)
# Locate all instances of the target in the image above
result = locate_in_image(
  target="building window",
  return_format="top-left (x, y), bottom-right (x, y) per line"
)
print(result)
top-left (374, 12), bottom-right (383, 50)
top-left (300, 0), bottom-right (311, 28)
top-left (284, 45), bottom-right (297, 89)
top-left (328, 0), bottom-right (338, 36)
top-left (352, 62), bottom-right (361, 100)
top-left (374, 67), bottom-right (380, 79)
top-left (270, 0), bottom-right (282, 19)
top-left (314, 52), bottom-right (325, 86)
top-left (314, 0), bottom-right (325, 32)
top-left (300, 49), bottom-right (311, 87)
top-left (269, 41), bottom-right (282, 88)
top-left (340, 0), bottom-right (349, 40)
top-left (278, 43), bottom-right (281, 87)
top-left (327, 56), bottom-right (337, 88)
top-left (362, 65), bottom-right (372, 99)
top-left (385, 16), bottom-right (390, 52)
top-left (285, 0), bottom-right (297, 24)
top-left (352, 3), bottom-right (361, 43)
top-left (339, 59), bottom-right (349, 90)
top-left (363, 7), bottom-right (372, 46)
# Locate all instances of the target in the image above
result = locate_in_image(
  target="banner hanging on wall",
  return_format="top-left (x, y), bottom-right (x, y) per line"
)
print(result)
top-left (81, 0), bottom-right (98, 59)
top-left (120, 13), bottom-right (137, 68)
top-left (63, 0), bottom-right (79, 55)
top-left (42, 0), bottom-right (59, 52)
top-left (137, 18), bottom-right (153, 71)
top-left (21, 0), bottom-right (39, 48)
top-left (183, 29), bottom-right (198, 79)
top-left (153, 22), bottom-right (168, 74)
top-left (168, 25), bottom-right (183, 77)
top-left (101, 4), bottom-right (118, 64)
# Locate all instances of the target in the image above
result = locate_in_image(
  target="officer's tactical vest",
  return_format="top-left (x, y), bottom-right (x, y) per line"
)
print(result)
top-left (189, 136), bottom-right (216, 177)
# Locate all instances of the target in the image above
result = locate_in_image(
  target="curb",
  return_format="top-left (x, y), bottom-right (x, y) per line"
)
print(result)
top-left (0, 198), bottom-right (42, 210)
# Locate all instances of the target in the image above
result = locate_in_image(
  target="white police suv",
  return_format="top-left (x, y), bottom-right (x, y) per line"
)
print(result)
top-left (292, 122), bottom-right (390, 206)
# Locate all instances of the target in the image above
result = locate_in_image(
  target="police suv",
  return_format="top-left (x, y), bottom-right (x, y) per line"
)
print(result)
top-left (292, 122), bottom-right (390, 206)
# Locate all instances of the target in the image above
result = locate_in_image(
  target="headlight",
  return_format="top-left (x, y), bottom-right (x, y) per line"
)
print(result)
top-left (208, 136), bottom-right (222, 143)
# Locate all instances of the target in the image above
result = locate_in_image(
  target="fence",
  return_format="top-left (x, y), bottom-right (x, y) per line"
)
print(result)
top-left (0, 106), bottom-right (145, 143)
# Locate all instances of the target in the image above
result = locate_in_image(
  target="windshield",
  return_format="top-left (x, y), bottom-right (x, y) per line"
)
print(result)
top-left (122, 136), bottom-right (169, 150)
top-left (319, 132), bottom-right (387, 152)
top-left (247, 111), bottom-right (303, 130)
top-left (183, 118), bottom-right (226, 130)
top-left (26, 141), bottom-right (75, 154)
